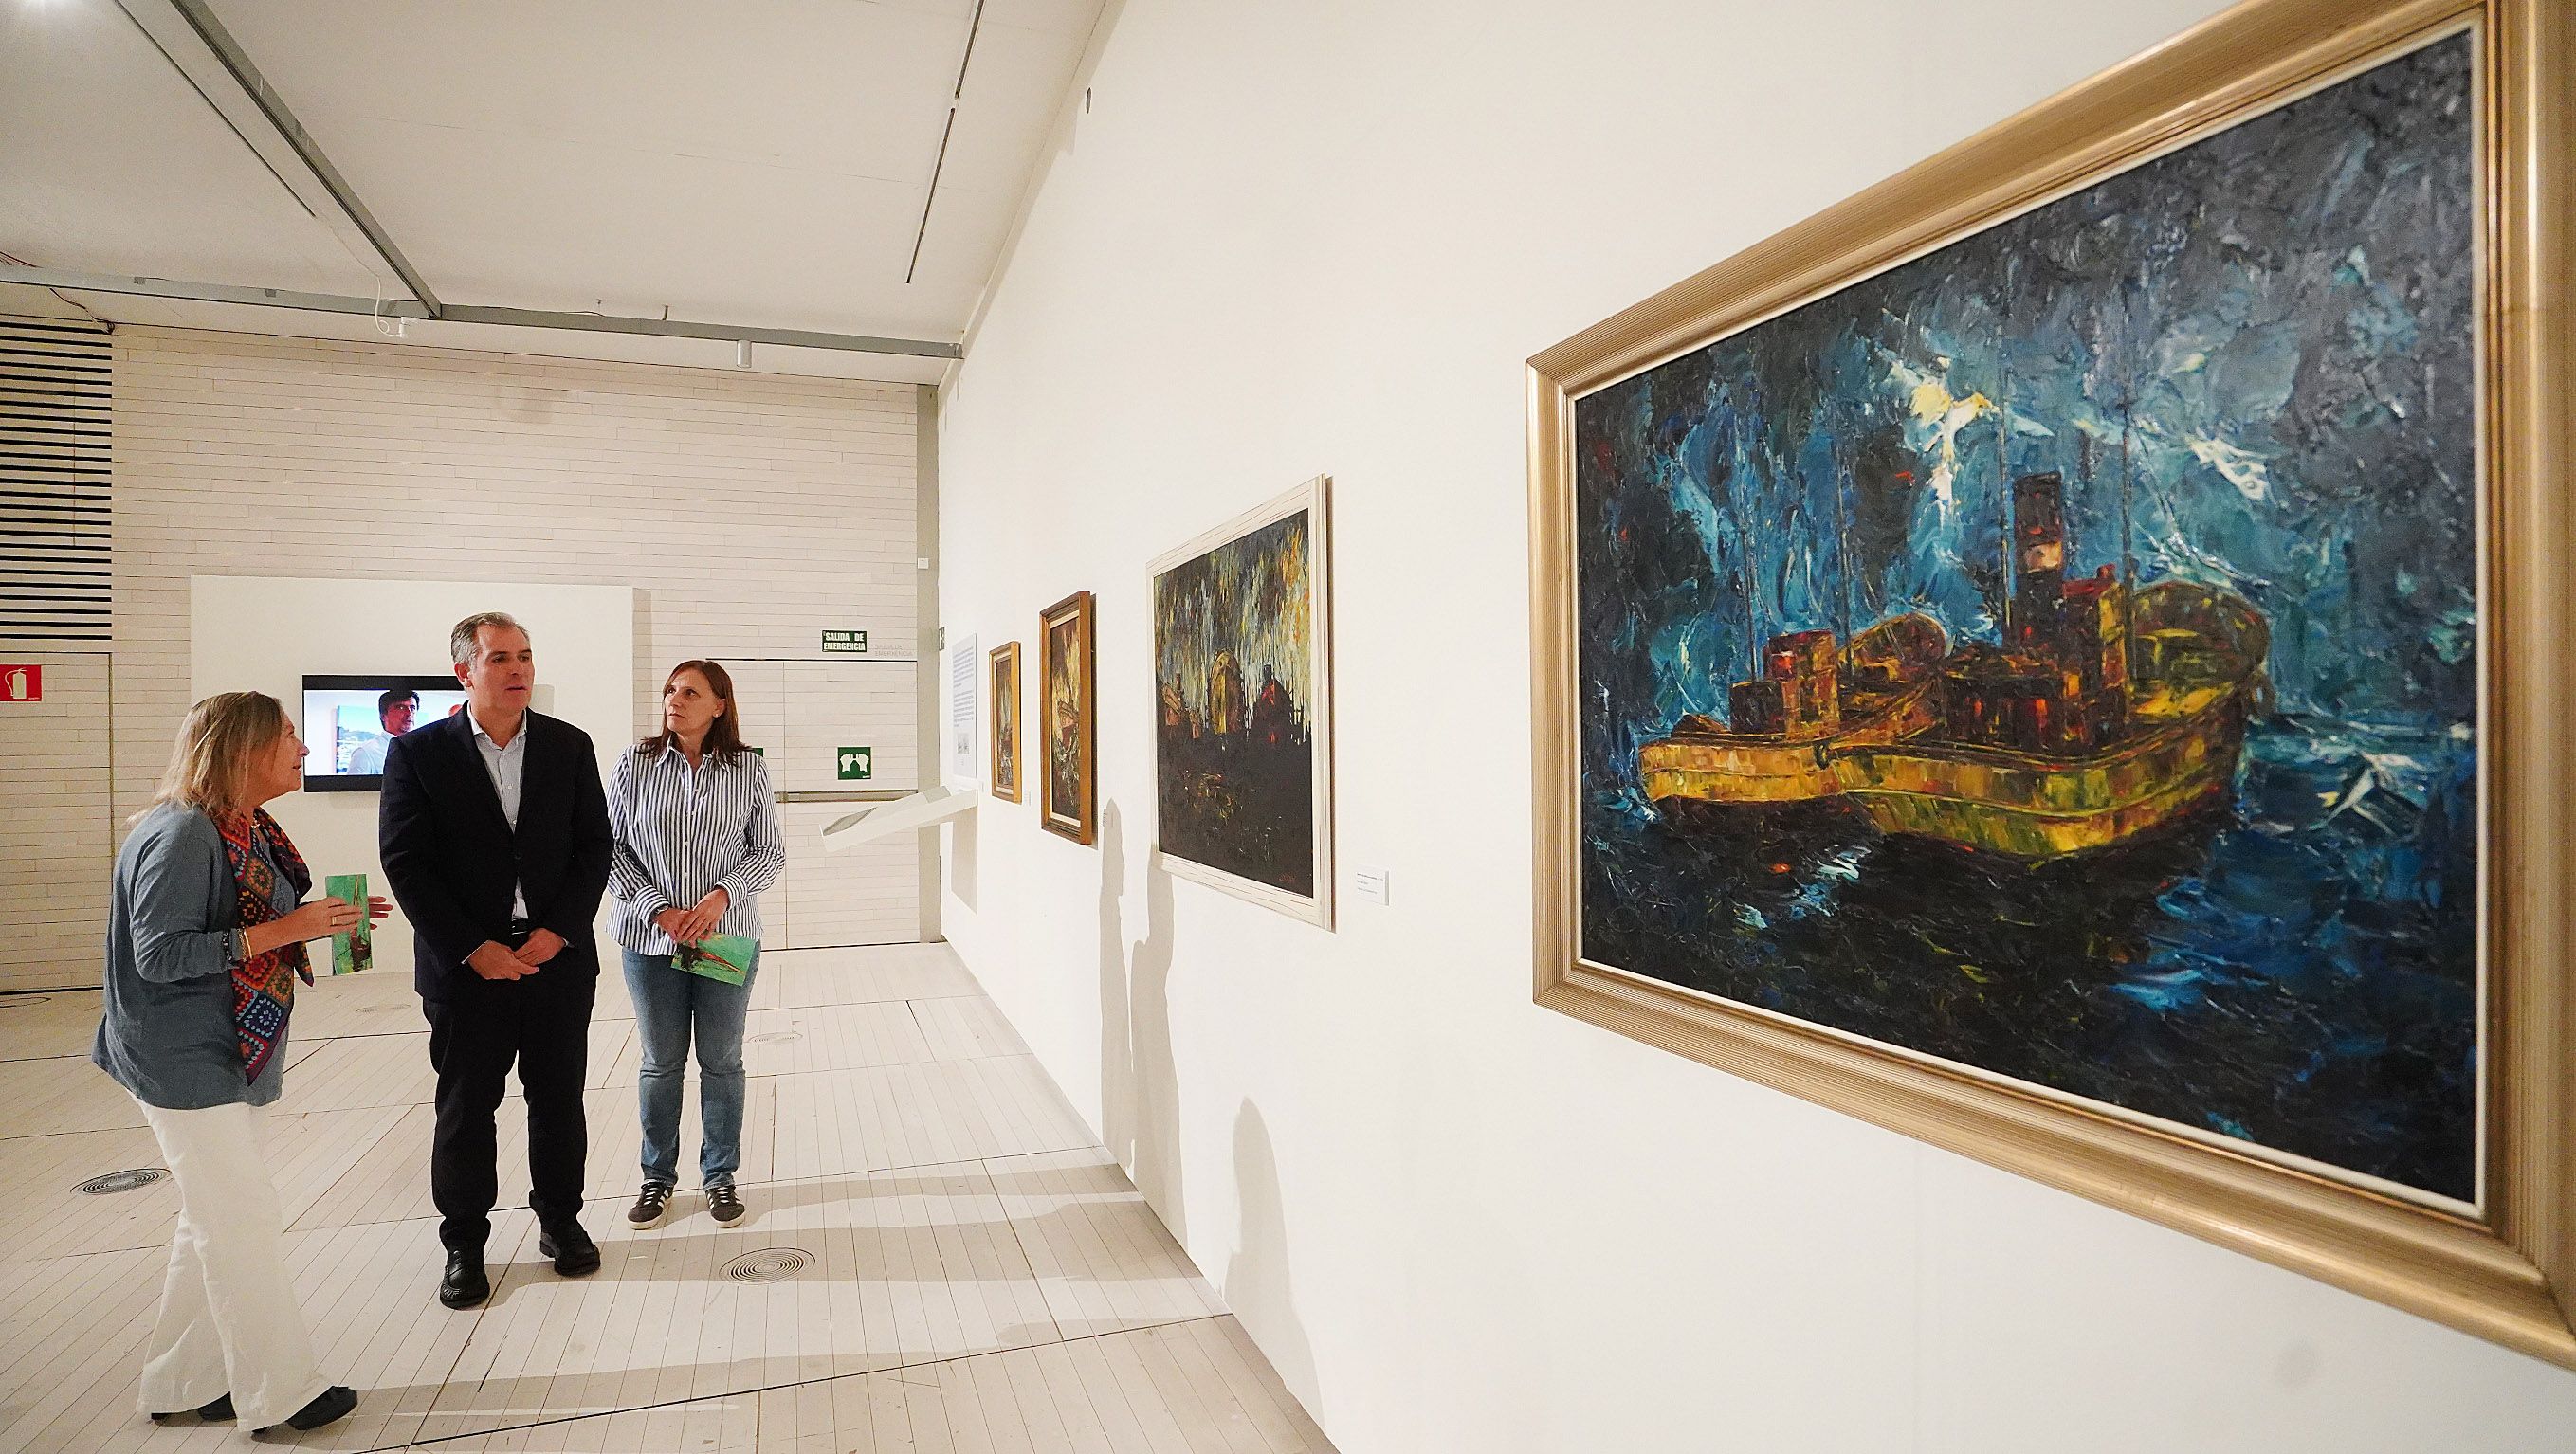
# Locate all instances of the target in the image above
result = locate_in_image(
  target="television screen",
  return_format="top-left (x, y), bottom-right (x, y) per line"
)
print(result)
top-left (302, 674), bottom-right (469, 791)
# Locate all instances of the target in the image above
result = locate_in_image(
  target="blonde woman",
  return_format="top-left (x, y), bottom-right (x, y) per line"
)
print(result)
top-left (93, 693), bottom-right (387, 1435)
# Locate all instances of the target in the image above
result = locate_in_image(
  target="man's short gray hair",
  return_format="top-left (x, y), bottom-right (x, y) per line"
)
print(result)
top-left (449, 611), bottom-right (530, 668)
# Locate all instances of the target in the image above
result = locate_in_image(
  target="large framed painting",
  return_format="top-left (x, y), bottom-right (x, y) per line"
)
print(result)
top-left (1149, 476), bottom-right (1335, 927)
top-left (1527, 0), bottom-right (2571, 1364)
top-left (1039, 592), bottom-right (1097, 845)
top-left (990, 641), bottom-right (1023, 804)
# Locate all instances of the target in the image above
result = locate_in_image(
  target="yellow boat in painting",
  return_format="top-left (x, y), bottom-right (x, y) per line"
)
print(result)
top-left (1639, 470), bottom-right (2272, 862)
top-left (1638, 613), bottom-right (1947, 808)
top-left (1831, 580), bottom-right (2268, 860)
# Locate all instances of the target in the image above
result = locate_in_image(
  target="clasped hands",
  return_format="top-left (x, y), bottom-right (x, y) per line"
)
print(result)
top-left (466, 927), bottom-right (568, 982)
top-left (653, 888), bottom-right (730, 949)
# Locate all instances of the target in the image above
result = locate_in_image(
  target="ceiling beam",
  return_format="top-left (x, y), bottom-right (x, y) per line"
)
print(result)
top-left (439, 306), bottom-right (960, 359)
top-left (0, 265), bottom-right (963, 360)
top-left (112, 0), bottom-right (444, 314)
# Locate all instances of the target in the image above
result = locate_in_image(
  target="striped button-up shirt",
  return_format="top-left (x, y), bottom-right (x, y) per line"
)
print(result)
top-left (606, 742), bottom-right (786, 954)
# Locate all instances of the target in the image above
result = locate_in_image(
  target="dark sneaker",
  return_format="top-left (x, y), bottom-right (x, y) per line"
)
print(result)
top-left (274, 1385), bottom-right (357, 1433)
top-left (539, 1221), bottom-right (601, 1276)
top-left (628, 1182), bottom-right (672, 1230)
top-left (705, 1183), bottom-right (745, 1227)
top-left (438, 1249), bottom-right (489, 1309)
top-left (151, 1393), bottom-right (233, 1423)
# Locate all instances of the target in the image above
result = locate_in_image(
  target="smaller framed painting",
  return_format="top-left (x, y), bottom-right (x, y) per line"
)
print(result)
top-left (1038, 591), bottom-right (1097, 845)
top-left (990, 642), bottom-right (1024, 804)
top-left (1148, 475), bottom-right (1334, 926)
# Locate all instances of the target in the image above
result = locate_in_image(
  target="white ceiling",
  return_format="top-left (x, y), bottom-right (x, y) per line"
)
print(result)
top-left (0, 0), bottom-right (1105, 380)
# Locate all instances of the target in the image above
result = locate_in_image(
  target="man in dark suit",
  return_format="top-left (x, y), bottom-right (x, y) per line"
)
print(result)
top-left (379, 611), bottom-right (613, 1310)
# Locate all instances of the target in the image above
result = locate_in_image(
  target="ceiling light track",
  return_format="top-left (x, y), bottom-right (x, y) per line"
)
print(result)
top-left (0, 266), bottom-right (960, 360)
top-left (906, 0), bottom-right (986, 286)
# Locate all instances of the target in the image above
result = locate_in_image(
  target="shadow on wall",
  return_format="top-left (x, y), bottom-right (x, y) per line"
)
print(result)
top-left (950, 805), bottom-right (979, 913)
top-left (1227, 1100), bottom-right (1317, 1409)
top-left (1099, 802), bottom-right (1186, 1242)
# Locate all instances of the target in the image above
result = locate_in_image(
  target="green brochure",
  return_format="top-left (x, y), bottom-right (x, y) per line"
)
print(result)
top-left (676, 933), bottom-right (758, 987)
top-left (324, 873), bottom-right (371, 975)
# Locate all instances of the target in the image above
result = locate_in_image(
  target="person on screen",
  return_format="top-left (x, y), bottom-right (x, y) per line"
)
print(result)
top-left (607, 660), bottom-right (784, 1231)
top-left (342, 689), bottom-right (420, 776)
top-left (95, 692), bottom-right (387, 1434)
top-left (376, 612), bottom-right (612, 1312)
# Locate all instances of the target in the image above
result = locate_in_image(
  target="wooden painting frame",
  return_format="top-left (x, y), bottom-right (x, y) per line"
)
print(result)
top-left (1146, 475), bottom-right (1336, 929)
top-left (1039, 591), bottom-right (1097, 845)
top-left (1526, 0), bottom-right (2571, 1365)
top-left (990, 641), bottom-right (1023, 804)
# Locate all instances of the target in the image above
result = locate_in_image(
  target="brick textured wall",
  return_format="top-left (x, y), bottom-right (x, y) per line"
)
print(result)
top-left (101, 328), bottom-right (924, 967)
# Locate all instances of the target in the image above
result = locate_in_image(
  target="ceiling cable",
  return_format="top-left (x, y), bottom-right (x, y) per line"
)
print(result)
top-left (905, 0), bottom-right (986, 285)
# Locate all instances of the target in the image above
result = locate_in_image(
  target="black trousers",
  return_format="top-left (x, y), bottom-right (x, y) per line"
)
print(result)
top-left (422, 947), bottom-right (596, 1254)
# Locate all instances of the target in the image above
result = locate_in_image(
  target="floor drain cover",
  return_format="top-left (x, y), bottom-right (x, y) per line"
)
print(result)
top-left (723, 1248), bottom-right (810, 1284)
top-left (76, 1168), bottom-right (168, 1196)
top-left (749, 1030), bottom-right (800, 1045)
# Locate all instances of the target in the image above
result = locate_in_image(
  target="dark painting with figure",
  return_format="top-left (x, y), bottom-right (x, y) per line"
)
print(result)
top-left (1154, 509), bottom-right (1318, 899)
top-left (1573, 35), bottom-right (2479, 1201)
top-left (991, 642), bottom-right (1023, 803)
top-left (1041, 593), bottom-right (1095, 844)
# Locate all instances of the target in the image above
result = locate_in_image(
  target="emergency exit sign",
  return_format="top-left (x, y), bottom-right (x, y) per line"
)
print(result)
top-left (821, 630), bottom-right (868, 654)
top-left (836, 747), bottom-right (874, 781)
top-left (0, 665), bottom-right (40, 701)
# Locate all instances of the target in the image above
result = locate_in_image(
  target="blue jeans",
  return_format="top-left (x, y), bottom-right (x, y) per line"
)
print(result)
top-left (622, 950), bottom-right (756, 1189)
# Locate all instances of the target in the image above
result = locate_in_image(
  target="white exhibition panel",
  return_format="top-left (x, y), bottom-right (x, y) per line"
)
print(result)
top-left (190, 575), bottom-right (633, 973)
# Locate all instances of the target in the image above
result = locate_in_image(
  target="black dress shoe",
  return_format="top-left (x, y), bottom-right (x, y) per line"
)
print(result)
top-left (438, 1249), bottom-right (490, 1309)
top-left (150, 1393), bottom-right (233, 1423)
top-left (539, 1222), bottom-right (600, 1276)
top-left (262, 1385), bottom-right (356, 1434)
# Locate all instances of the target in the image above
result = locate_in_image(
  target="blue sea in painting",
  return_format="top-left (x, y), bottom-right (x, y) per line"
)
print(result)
top-left (1573, 35), bottom-right (2477, 1199)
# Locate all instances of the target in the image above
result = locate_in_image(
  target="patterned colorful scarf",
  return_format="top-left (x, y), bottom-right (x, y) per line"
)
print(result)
top-left (214, 808), bottom-right (313, 1082)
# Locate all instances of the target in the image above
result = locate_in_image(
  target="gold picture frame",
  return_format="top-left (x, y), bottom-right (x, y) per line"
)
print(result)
top-left (1526, 0), bottom-right (2570, 1365)
top-left (990, 641), bottom-right (1023, 804)
top-left (1039, 591), bottom-right (1098, 845)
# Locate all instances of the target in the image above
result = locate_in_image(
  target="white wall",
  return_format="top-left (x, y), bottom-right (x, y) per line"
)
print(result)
top-left (190, 575), bottom-right (633, 972)
top-left (934, 3), bottom-right (2576, 1451)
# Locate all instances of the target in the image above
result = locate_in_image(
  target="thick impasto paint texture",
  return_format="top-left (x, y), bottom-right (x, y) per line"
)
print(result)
top-left (1154, 511), bottom-right (1317, 897)
top-left (1573, 37), bottom-right (2478, 1199)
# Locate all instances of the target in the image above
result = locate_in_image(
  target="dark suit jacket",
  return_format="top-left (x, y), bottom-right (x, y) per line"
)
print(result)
top-left (377, 708), bottom-right (614, 1000)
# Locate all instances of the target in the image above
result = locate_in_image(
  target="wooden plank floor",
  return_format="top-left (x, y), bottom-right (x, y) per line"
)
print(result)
top-left (0, 945), bottom-right (1331, 1453)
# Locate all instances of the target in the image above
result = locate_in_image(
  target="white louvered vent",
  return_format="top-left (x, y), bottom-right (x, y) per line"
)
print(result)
top-left (0, 318), bottom-right (110, 645)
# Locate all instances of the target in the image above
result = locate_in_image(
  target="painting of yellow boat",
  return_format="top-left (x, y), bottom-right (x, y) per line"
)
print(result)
top-left (1640, 472), bottom-right (2271, 862)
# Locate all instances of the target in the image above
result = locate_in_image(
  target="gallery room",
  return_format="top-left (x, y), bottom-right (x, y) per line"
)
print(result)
top-left (0, 0), bottom-right (2569, 1448)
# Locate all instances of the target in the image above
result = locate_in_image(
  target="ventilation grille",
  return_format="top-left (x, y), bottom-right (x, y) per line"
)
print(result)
top-left (76, 1168), bottom-right (167, 1196)
top-left (0, 318), bottom-right (110, 644)
top-left (722, 1248), bottom-right (810, 1284)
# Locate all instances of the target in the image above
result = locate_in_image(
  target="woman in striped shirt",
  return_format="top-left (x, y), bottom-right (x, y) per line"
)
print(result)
top-left (607, 660), bottom-right (785, 1229)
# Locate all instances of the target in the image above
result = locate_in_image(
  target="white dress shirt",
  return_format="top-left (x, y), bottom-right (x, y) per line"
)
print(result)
top-left (468, 712), bottom-right (532, 921)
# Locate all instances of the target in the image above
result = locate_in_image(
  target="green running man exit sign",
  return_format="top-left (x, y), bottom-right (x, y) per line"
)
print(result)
top-left (836, 747), bottom-right (874, 781)
top-left (822, 630), bottom-right (868, 654)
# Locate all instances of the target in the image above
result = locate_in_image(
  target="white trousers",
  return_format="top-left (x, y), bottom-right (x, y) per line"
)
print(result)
top-left (134, 1098), bottom-right (330, 1429)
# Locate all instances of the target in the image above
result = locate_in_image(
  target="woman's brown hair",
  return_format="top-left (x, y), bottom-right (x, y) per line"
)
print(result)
top-left (639, 660), bottom-right (750, 764)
